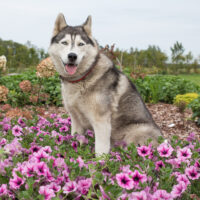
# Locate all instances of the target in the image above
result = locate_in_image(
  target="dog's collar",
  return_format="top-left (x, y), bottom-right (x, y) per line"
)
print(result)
top-left (60, 54), bottom-right (100, 83)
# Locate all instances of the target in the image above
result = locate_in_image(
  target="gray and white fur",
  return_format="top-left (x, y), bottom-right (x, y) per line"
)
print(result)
top-left (48, 13), bottom-right (162, 156)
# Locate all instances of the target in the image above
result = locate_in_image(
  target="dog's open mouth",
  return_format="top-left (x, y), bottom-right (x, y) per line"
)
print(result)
top-left (65, 63), bottom-right (78, 75)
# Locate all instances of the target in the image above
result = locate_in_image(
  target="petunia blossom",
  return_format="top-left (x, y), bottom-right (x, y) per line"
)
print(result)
top-left (12, 125), bottom-right (23, 137)
top-left (0, 184), bottom-right (8, 197)
top-left (39, 186), bottom-right (55, 200)
top-left (177, 147), bottom-right (192, 160)
top-left (130, 190), bottom-right (147, 200)
top-left (171, 181), bottom-right (187, 198)
top-left (185, 166), bottom-right (200, 180)
top-left (157, 143), bottom-right (173, 157)
top-left (9, 174), bottom-right (24, 190)
top-left (63, 181), bottom-right (77, 194)
top-left (130, 170), bottom-right (147, 186)
top-left (152, 189), bottom-right (172, 200)
top-left (116, 173), bottom-right (134, 190)
top-left (137, 145), bottom-right (151, 157)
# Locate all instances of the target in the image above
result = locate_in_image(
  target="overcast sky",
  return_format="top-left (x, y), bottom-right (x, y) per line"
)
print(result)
top-left (0, 0), bottom-right (200, 58)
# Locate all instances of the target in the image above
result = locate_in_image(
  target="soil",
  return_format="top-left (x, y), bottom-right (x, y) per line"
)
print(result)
top-left (0, 103), bottom-right (199, 140)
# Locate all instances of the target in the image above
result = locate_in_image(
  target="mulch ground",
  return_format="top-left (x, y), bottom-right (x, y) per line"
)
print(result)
top-left (1, 103), bottom-right (199, 140)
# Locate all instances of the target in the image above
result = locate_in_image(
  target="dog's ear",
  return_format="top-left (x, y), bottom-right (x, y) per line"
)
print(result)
top-left (83, 15), bottom-right (92, 36)
top-left (52, 13), bottom-right (67, 37)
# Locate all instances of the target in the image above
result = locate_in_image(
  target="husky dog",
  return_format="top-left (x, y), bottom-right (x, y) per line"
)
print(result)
top-left (48, 13), bottom-right (162, 156)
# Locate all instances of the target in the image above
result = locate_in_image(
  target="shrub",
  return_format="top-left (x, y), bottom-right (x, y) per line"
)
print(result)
top-left (1, 71), bottom-right (200, 107)
top-left (0, 114), bottom-right (199, 199)
top-left (189, 95), bottom-right (200, 126)
top-left (0, 70), bottom-right (62, 107)
top-left (133, 75), bottom-right (200, 104)
top-left (174, 93), bottom-right (199, 113)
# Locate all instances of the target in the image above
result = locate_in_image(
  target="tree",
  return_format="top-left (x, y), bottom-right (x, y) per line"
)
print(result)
top-left (170, 41), bottom-right (185, 64)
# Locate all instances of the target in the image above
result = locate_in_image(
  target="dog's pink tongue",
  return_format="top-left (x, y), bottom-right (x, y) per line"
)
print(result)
top-left (65, 65), bottom-right (77, 75)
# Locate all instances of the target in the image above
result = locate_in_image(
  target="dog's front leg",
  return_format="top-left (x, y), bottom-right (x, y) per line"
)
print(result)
top-left (93, 117), bottom-right (111, 156)
top-left (70, 114), bottom-right (85, 136)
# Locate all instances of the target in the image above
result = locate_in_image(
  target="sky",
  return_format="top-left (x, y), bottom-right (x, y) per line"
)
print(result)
top-left (0, 0), bottom-right (200, 58)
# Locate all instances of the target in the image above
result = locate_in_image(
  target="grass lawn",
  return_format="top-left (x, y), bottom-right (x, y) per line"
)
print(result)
top-left (177, 74), bottom-right (200, 86)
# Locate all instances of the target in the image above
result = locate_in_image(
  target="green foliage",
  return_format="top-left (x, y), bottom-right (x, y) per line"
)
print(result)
top-left (1, 70), bottom-right (200, 107)
top-left (0, 70), bottom-right (62, 107)
top-left (0, 38), bottom-right (48, 73)
top-left (188, 95), bottom-right (200, 126)
top-left (132, 75), bottom-right (200, 104)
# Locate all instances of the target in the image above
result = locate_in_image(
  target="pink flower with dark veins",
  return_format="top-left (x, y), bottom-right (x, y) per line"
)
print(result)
top-left (177, 147), bottom-right (192, 160)
top-left (155, 160), bottom-right (165, 171)
top-left (39, 186), bottom-right (55, 200)
top-left (137, 145), bottom-right (151, 157)
top-left (77, 178), bottom-right (92, 195)
top-left (152, 189), bottom-right (172, 200)
top-left (9, 174), bottom-right (24, 190)
top-left (12, 125), bottom-right (23, 137)
top-left (177, 174), bottom-right (190, 186)
top-left (63, 181), bottom-right (77, 194)
top-left (130, 190), bottom-right (147, 200)
top-left (0, 184), bottom-right (8, 197)
top-left (157, 143), bottom-right (173, 157)
top-left (116, 173), bottom-right (134, 190)
top-left (34, 161), bottom-right (49, 176)
top-left (185, 166), bottom-right (200, 180)
top-left (48, 182), bottom-right (61, 193)
top-left (171, 181), bottom-right (187, 198)
top-left (130, 170), bottom-right (147, 186)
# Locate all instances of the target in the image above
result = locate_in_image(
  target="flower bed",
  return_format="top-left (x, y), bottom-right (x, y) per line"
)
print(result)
top-left (0, 114), bottom-right (200, 200)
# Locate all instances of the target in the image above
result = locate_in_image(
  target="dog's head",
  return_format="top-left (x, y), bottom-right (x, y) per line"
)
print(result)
top-left (48, 13), bottom-right (99, 79)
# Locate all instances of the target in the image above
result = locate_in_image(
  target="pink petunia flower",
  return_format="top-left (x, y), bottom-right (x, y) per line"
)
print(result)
top-left (39, 186), bottom-right (55, 200)
top-left (0, 184), bottom-right (8, 197)
top-left (77, 178), bottom-right (92, 195)
top-left (155, 160), bottom-right (165, 171)
top-left (23, 163), bottom-right (35, 177)
top-left (59, 125), bottom-right (69, 132)
top-left (116, 173), bottom-right (134, 190)
top-left (0, 138), bottom-right (7, 146)
top-left (152, 189), bottom-right (172, 200)
top-left (12, 125), bottom-right (23, 137)
top-left (171, 181), bottom-right (187, 198)
top-left (34, 149), bottom-right (49, 162)
top-left (130, 190), bottom-right (147, 200)
top-left (194, 160), bottom-right (200, 169)
top-left (34, 162), bottom-right (49, 176)
top-left (157, 143), bottom-right (173, 157)
top-left (48, 182), bottom-right (61, 193)
top-left (63, 181), bottom-right (77, 194)
top-left (130, 170), bottom-right (147, 186)
top-left (9, 174), bottom-right (25, 190)
top-left (177, 174), bottom-right (190, 186)
top-left (71, 141), bottom-right (78, 152)
top-left (177, 147), bottom-right (192, 160)
top-left (17, 118), bottom-right (26, 128)
top-left (185, 166), bottom-right (200, 180)
top-left (137, 145), bottom-right (151, 157)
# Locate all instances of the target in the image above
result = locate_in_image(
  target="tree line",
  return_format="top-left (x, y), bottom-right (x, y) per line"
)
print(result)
top-left (0, 38), bottom-right (48, 72)
top-left (0, 38), bottom-right (199, 74)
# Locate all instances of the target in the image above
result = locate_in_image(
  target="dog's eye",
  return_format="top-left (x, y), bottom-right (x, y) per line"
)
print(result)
top-left (78, 42), bottom-right (85, 46)
top-left (61, 41), bottom-right (68, 45)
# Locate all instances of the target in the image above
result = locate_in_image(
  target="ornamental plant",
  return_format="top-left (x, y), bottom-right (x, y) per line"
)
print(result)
top-left (174, 93), bottom-right (199, 113)
top-left (0, 85), bottom-right (9, 102)
top-left (36, 57), bottom-right (56, 78)
top-left (0, 114), bottom-right (200, 200)
top-left (189, 95), bottom-right (200, 126)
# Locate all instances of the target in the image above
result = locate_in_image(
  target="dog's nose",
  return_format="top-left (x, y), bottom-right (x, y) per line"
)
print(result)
top-left (68, 53), bottom-right (77, 62)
